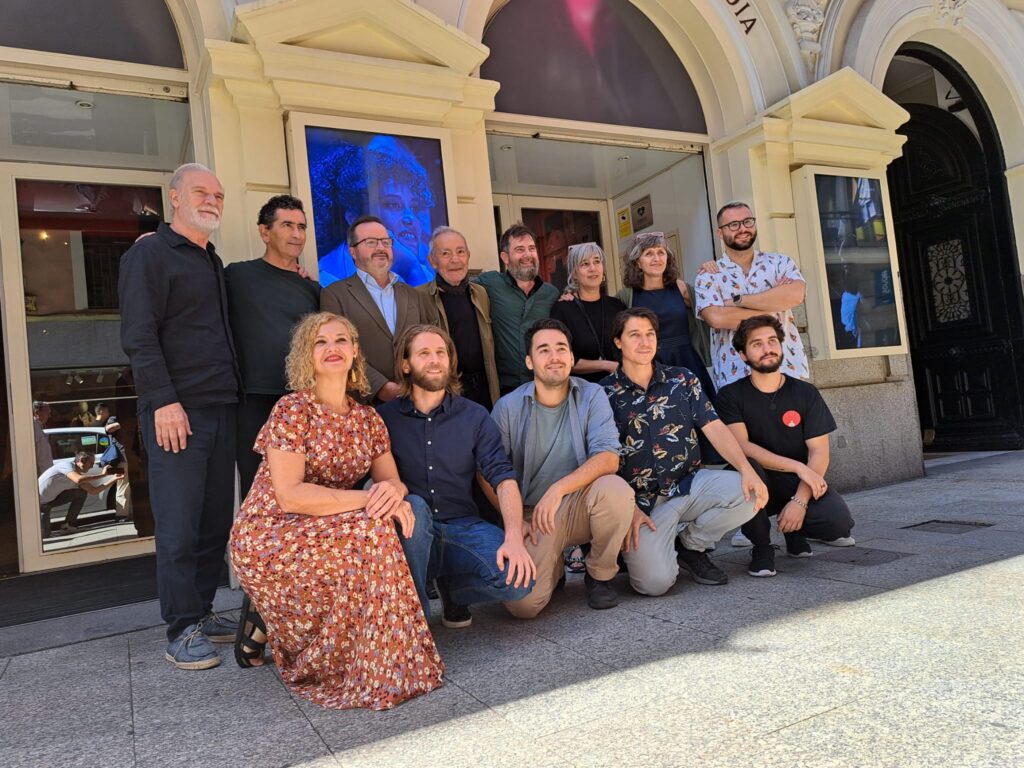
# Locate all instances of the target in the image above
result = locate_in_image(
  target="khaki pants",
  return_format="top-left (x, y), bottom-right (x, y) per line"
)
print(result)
top-left (505, 475), bottom-right (633, 619)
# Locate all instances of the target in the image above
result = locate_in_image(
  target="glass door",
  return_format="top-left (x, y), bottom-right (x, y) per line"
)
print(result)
top-left (492, 195), bottom-right (616, 293)
top-left (0, 164), bottom-right (169, 572)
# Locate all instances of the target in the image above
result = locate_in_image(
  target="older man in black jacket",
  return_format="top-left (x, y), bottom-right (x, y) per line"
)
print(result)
top-left (119, 163), bottom-right (242, 671)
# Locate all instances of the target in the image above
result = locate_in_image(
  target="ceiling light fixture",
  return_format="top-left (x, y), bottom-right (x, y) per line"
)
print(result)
top-left (74, 100), bottom-right (94, 110)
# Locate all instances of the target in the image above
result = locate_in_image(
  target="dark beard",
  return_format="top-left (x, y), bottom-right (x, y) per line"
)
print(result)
top-left (749, 355), bottom-right (783, 374)
top-left (724, 232), bottom-right (756, 252)
top-left (412, 369), bottom-right (448, 392)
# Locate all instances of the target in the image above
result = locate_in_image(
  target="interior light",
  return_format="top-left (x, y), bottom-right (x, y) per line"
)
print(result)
top-left (500, 144), bottom-right (513, 151)
top-left (65, 374), bottom-right (73, 386)
top-left (39, 232), bottom-right (49, 240)
top-left (617, 156), bottom-right (631, 161)
top-left (74, 100), bottom-right (95, 110)
top-left (74, 374), bottom-right (84, 385)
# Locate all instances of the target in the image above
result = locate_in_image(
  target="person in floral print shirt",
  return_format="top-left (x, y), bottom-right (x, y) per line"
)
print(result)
top-left (600, 307), bottom-right (767, 595)
top-left (694, 201), bottom-right (809, 389)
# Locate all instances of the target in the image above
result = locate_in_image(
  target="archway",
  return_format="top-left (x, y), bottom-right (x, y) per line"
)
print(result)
top-left (883, 43), bottom-right (1024, 450)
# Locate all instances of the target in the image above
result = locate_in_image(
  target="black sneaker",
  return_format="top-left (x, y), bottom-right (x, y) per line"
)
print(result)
top-left (748, 545), bottom-right (777, 578)
top-left (677, 547), bottom-right (729, 585)
top-left (436, 580), bottom-right (472, 628)
top-left (785, 534), bottom-right (814, 558)
top-left (584, 572), bottom-right (620, 610)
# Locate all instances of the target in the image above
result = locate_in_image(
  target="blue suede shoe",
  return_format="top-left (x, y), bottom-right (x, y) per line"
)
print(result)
top-left (165, 623), bottom-right (220, 670)
top-left (198, 610), bottom-right (240, 644)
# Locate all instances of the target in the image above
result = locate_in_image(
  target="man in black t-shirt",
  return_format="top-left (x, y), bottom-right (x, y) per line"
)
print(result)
top-left (716, 315), bottom-right (855, 578)
top-left (225, 195), bottom-right (320, 497)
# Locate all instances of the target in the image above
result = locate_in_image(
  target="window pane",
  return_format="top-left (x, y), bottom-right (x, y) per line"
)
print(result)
top-left (0, 83), bottom-right (191, 171)
top-left (19, 179), bottom-right (162, 553)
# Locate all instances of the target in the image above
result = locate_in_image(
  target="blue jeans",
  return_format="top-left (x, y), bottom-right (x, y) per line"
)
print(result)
top-left (400, 495), bottom-right (533, 619)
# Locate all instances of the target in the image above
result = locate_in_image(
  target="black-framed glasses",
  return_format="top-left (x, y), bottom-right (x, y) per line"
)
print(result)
top-left (719, 217), bottom-right (756, 232)
top-left (354, 236), bottom-right (393, 249)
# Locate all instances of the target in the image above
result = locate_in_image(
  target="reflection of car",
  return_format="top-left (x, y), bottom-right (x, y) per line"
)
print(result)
top-left (43, 427), bottom-right (116, 516)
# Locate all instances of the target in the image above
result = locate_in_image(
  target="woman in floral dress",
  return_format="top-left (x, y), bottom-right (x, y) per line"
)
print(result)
top-left (229, 311), bottom-right (444, 710)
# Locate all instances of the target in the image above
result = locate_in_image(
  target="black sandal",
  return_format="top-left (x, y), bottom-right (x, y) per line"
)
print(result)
top-left (234, 594), bottom-right (268, 668)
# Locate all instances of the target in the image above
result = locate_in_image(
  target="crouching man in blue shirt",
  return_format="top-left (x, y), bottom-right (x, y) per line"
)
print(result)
top-left (380, 325), bottom-right (536, 628)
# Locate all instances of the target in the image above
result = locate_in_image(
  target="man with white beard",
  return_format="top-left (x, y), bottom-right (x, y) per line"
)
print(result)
top-left (119, 163), bottom-right (242, 670)
top-left (473, 224), bottom-right (559, 394)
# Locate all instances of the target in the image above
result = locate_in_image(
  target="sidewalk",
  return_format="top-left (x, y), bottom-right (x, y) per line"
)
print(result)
top-left (2, 452), bottom-right (1023, 768)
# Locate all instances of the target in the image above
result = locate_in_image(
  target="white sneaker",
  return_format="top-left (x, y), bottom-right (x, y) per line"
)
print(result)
top-left (809, 536), bottom-right (856, 547)
top-left (731, 530), bottom-right (753, 548)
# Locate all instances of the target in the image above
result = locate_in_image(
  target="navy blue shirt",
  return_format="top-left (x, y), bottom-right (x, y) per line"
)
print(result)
top-left (601, 363), bottom-right (718, 512)
top-left (379, 393), bottom-right (517, 522)
top-left (119, 223), bottom-right (241, 411)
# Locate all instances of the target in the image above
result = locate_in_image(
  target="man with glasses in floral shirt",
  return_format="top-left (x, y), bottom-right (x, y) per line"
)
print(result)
top-left (694, 202), bottom-right (809, 390)
top-left (601, 307), bottom-right (766, 595)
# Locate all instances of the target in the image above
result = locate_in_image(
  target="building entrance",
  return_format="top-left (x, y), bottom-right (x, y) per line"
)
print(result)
top-left (884, 47), bottom-right (1024, 451)
top-left (487, 133), bottom-right (714, 288)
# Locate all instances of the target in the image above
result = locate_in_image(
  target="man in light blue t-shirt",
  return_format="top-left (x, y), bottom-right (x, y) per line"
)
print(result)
top-left (490, 317), bottom-right (633, 618)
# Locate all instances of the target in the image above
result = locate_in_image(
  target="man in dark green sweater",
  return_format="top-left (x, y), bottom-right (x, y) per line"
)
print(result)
top-left (473, 223), bottom-right (560, 394)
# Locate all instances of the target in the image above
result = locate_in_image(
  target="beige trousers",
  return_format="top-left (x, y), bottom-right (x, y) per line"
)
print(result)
top-left (505, 475), bottom-right (634, 619)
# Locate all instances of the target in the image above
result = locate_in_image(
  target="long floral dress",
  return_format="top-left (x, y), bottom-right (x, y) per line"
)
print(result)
top-left (229, 390), bottom-right (444, 710)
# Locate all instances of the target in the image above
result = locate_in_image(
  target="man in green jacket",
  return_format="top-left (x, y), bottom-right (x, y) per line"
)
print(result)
top-left (473, 224), bottom-right (560, 394)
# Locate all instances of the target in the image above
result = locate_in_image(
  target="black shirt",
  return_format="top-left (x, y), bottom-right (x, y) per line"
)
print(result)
top-left (119, 223), bottom-right (241, 411)
top-left (551, 295), bottom-right (627, 383)
top-left (437, 277), bottom-right (485, 376)
top-left (378, 394), bottom-right (517, 522)
top-left (715, 375), bottom-right (836, 464)
top-left (225, 259), bottom-right (320, 395)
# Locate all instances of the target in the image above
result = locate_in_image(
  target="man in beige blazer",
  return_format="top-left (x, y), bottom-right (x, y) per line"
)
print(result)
top-left (320, 215), bottom-right (437, 403)
top-left (418, 227), bottom-right (500, 408)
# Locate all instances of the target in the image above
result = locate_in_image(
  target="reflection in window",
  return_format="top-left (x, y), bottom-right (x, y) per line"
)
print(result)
top-left (19, 180), bottom-right (162, 552)
top-left (815, 176), bottom-right (902, 351)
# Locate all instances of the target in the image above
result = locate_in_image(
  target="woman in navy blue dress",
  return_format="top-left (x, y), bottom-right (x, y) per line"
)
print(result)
top-left (615, 231), bottom-right (715, 400)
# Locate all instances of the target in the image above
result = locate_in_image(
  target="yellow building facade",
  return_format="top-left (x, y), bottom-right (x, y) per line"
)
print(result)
top-left (2, 0), bottom-right (1024, 579)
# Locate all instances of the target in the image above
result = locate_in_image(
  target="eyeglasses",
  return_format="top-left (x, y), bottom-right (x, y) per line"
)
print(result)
top-left (354, 236), bottom-right (393, 249)
top-left (718, 217), bottom-right (756, 232)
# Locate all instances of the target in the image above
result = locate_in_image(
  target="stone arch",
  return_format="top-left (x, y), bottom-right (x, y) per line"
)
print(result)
top-left (833, 0), bottom-right (1024, 168)
top-left (830, 0), bottom-right (1024, 269)
top-left (462, 0), bottom-right (794, 138)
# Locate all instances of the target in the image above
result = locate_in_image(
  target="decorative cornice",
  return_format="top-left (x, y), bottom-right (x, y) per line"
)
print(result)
top-left (935, 0), bottom-right (969, 26)
top-left (786, 0), bottom-right (828, 74)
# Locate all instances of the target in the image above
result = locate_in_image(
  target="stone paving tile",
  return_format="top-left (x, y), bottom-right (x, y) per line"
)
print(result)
top-left (330, 706), bottom-right (564, 768)
top-left (295, 677), bottom-right (487, 753)
top-left (747, 687), bottom-right (1024, 768)
top-left (128, 626), bottom-right (336, 768)
top-left (0, 657), bottom-right (8, 681)
top-left (0, 635), bottom-right (133, 768)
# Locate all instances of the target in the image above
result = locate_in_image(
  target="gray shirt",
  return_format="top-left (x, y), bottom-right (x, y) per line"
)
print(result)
top-left (38, 459), bottom-right (79, 504)
top-left (522, 399), bottom-right (578, 505)
top-left (491, 376), bottom-right (621, 498)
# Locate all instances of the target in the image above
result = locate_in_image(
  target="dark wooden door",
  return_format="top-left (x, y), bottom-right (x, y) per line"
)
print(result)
top-left (888, 103), bottom-right (1024, 450)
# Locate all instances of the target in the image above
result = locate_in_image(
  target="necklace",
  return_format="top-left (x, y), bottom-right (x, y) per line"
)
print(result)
top-left (755, 375), bottom-right (785, 410)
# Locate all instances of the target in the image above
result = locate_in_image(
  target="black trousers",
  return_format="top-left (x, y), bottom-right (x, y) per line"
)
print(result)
top-left (740, 460), bottom-right (854, 548)
top-left (141, 403), bottom-right (237, 640)
top-left (40, 488), bottom-right (87, 536)
top-left (236, 394), bottom-right (280, 499)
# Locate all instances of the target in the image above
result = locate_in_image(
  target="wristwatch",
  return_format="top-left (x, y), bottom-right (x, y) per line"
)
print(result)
top-left (732, 293), bottom-right (743, 306)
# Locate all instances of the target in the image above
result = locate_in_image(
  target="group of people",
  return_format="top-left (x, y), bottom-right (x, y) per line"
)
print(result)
top-left (117, 162), bottom-right (854, 713)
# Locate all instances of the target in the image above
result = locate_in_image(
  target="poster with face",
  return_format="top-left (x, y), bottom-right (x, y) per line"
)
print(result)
top-left (305, 127), bottom-right (449, 287)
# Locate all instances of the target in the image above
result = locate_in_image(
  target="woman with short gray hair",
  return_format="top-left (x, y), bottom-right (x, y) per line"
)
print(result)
top-left (550, 242), bottom-right (626, 383)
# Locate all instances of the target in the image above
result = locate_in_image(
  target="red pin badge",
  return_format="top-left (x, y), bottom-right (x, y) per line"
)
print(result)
top-left (782, 410), bottom-right (802, 428)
